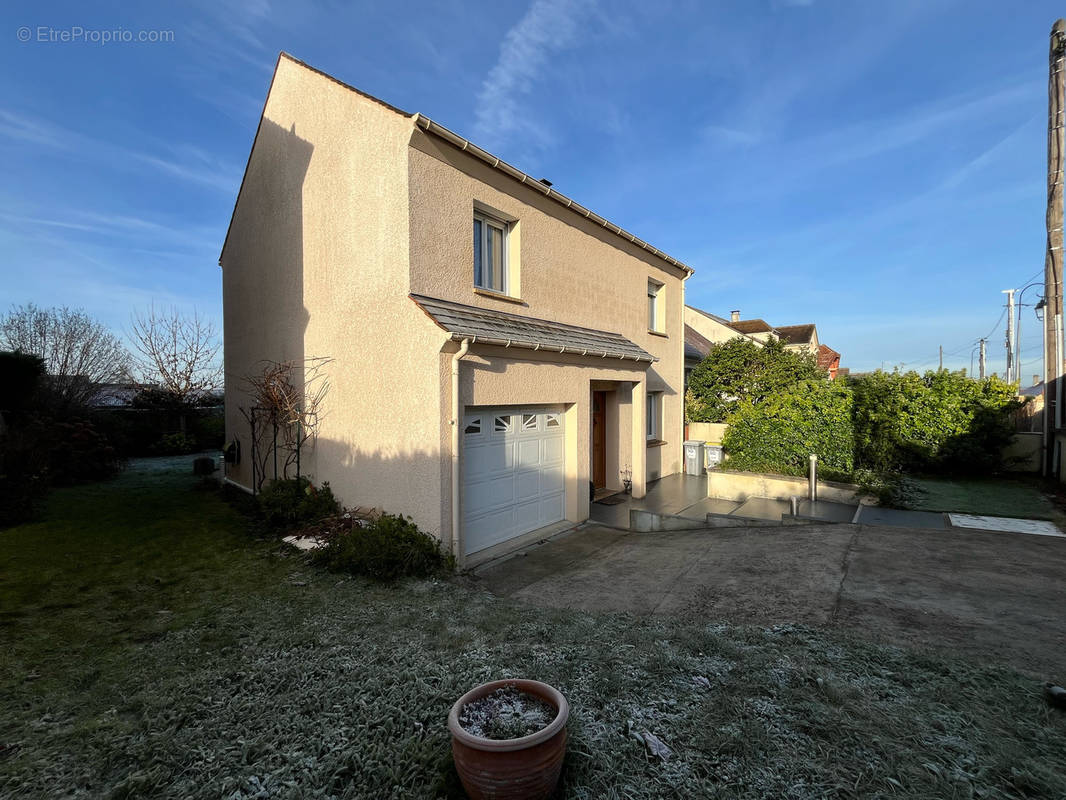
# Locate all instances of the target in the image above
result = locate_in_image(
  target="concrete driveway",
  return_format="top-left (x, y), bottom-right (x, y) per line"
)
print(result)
top-left (475, 523), bottom-right (1066, 676)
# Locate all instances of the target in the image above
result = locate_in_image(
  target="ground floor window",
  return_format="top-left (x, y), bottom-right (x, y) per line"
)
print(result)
top-left (647, 391), bottom-right (662, 441)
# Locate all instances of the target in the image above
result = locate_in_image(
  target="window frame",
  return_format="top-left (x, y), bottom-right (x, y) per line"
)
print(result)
top-left (647, 279), bottom-right (664, 333)
top-left (474, 211), bottom-right (509, 295)
top-left (646, 391), bottom-right (662, 441)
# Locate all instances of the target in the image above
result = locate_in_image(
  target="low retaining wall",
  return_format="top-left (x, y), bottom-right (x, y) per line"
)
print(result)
top-left (630, 508), bottom-right (712, 532)
top-left (706, 470), bottom-right (870, 505)
top-left (1003, 432), bottom-right (1041, 472)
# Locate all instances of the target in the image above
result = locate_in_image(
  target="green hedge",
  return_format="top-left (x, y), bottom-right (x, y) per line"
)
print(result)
top-left (850, 370), bottom-right (1020, 474)
top-left (719, 370), bottom-right (1022, 479)
top-left (723, 379), bottom-right (855, 478)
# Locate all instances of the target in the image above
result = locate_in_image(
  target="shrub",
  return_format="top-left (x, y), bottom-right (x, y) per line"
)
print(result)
top-left (0, 471), bottom-right (49, 528)
top-left (687, 337), bottom-right (821, 423)
top-left (850, 370), bottom-right (1020, 474)
top-left (46, 419), bottom-right (124, 485)
top-left (190, 413), bottom-right (224, 450)
top-left (0, 425), bottom-right (50, 528)
top-left (313, 513), bottom-right (453, 581)
top-left (723, 379), bottom-right (855, 478)
top-left (258, 477), bottom-right (339, 530)
top-left (150, 432), bottom-right (198, 456)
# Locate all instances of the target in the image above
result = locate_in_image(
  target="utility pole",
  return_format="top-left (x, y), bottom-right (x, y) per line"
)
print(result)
top-left (979, 338), bottom-right (987, 379)
top-left (1015, 291), bottom-right (1023, 382)
top-left (1003, 289), bottom-right (1016, 383)
top-left (939, 345), bottom-right (943, 372)
top-left (1045, 19), bottom-right (1066, 475)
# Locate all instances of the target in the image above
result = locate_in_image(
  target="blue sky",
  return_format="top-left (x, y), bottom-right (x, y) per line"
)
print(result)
top-left (0, 0), bottom-right (1062, 375)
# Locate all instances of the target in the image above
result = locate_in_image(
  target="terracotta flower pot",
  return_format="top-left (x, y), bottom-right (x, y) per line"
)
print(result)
top-left (448, 679), bottom-right (569, 800)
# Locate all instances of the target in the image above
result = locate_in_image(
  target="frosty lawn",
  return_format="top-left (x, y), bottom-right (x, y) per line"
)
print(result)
top-left (1, 461), bottom-right (1064, 798)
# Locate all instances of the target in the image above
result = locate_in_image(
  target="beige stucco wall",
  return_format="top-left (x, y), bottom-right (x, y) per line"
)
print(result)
top-left (221, 55), bottom-right (452, 539)
top-left (684, 306), bottom-right (745, 345)
top-left (688, 422), bottom-right (728, 444)
top-left (407, 132), bottom-right (687, 486)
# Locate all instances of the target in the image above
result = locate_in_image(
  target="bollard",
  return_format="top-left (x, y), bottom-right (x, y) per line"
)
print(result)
top-left (808, 454), bottom-right (818, 502)
top-left (789, 496), bottom-right (799, 516)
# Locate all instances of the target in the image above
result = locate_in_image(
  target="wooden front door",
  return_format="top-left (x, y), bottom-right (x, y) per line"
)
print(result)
top-left (592, 391), bottom-right (606, 488)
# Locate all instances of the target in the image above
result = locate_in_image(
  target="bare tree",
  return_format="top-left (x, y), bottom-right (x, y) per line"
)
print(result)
top-left (239, 357), bottom-right (332, 491)
top-left (0, 304), bottom-right (131, 409)
top-left (129, 305), bottom-right (222, 405)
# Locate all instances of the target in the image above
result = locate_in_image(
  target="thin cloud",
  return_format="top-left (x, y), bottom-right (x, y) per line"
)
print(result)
top-left (473, 0), bottom-right (595, 152)
top-left (0, 108), bottom-right (241, 193)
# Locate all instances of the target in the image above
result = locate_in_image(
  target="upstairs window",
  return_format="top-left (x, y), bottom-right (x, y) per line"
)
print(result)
top-left (648, 280), bottom-right (664, 333)
top-left (474, 212), bottom-right (508, 294)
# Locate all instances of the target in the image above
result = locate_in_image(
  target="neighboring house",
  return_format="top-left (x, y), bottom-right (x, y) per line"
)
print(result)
top-left (221, 54), bottom-right (692, 565)
top-left (683, 306), bottom-right (759, 379)
top-left (683, 306), bottom-right (843, 382)
top-left (727, 316), bottom-right (777, 344)
top-left (817, 344), bottom-right (841, 380)
top-left (774, 323), bottom-right (819, 356)
top-left (89, 382), bottom-right (153, 408)
top-left (1018, 376), bottom-right (1045, 433)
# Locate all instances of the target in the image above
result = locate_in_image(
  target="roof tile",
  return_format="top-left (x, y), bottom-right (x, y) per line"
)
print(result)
top-left (410, 294), bottom-right (656, 363)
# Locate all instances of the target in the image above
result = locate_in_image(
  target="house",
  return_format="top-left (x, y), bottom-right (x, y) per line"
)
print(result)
top-left (683, 306), bottom-right (759, 378)
top-left (220, 54), bottom-right (692, 565)
top-left (817, 344), bottom-right (841, 380)
top-left (683, 306), bottom-right (842, 381)
top-left (88, 382), bottom-right (150, 408)
top-left (726, 314), bottom-right (777, 344)
top-left (774, 323), bottom-right (819, 355)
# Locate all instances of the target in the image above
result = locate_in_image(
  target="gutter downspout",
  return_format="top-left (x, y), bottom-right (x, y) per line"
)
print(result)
top-left (451, 339), bottom-right (471, 560)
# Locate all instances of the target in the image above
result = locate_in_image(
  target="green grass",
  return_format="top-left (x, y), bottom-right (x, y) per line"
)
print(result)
top-left (907, 475), bottom-right (1060, 520)
top-left (2, 460), bottom-right (1065, 798)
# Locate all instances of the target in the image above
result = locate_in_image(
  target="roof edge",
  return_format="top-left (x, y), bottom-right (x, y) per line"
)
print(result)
top-left (219, 52), bottom-right (414, 267)
top-left (412, 114), bottom-right (694, 276)
top-left (409, 293), bottom-right (658, 364)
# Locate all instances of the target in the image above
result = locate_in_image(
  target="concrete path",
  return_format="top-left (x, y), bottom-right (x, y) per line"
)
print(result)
top-left (476, 522), bottom-right (1066, 676)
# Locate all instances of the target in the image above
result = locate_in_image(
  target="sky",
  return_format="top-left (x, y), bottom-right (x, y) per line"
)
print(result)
top-left (1, 0), bottom-right (1063, 375)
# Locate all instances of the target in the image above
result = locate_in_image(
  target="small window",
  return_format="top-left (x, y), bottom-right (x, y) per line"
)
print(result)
top-left (464, 416), bottom-right (482, 435)
top-left (646, 392), bottom-right (661, 441)
top-left (545, 413), bottom-right (561, 428)
top-left (474, 212), bottom-right (508, 294)
top-left (494, 414), bottom-right (513, 433)
top-left (522, 413), bottom-right (538, 431)
top-left (647, 280), bottom-right (663, 332)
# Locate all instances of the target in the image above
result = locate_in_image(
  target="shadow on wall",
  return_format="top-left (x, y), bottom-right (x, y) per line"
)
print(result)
top-left (312, 438), bottom-right (449, 543)
top-left (225, 118), bottom-right (314, 491)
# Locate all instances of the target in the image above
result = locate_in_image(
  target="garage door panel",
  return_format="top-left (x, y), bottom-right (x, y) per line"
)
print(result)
top-left (538, 494), bottom-right (564, 523)
top-left (542, 436), bottom-right (564, 463)
top-left (513, 497), bottom-right (545, 533)
top-left (540, 467), bottom-right (564, 493)
top-left (465, 443), bottom-right (513, 478)
top-left (516, 439), bottom-right (542, 468)
top-left (466, 475), bottom-right (514, 516)
top-left (465, 508), bottom-right (515, 551)
top-left (463, 405), bottom-right (566, 556)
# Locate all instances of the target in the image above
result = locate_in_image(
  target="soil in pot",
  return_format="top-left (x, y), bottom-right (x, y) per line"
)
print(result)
top-left (458, 686), bottom-right (557, 740)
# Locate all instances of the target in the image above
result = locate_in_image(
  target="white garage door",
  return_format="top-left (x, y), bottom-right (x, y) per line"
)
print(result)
top-left (462, 406), bottom-right (565, 556)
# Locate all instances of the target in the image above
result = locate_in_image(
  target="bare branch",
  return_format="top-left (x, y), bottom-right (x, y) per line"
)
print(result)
top-left (239, 357), bottom-right (333, 488)
top-left (0, 304), bottom-right (131, 408)
top-left (129, 305), bottom-right (222, 404)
